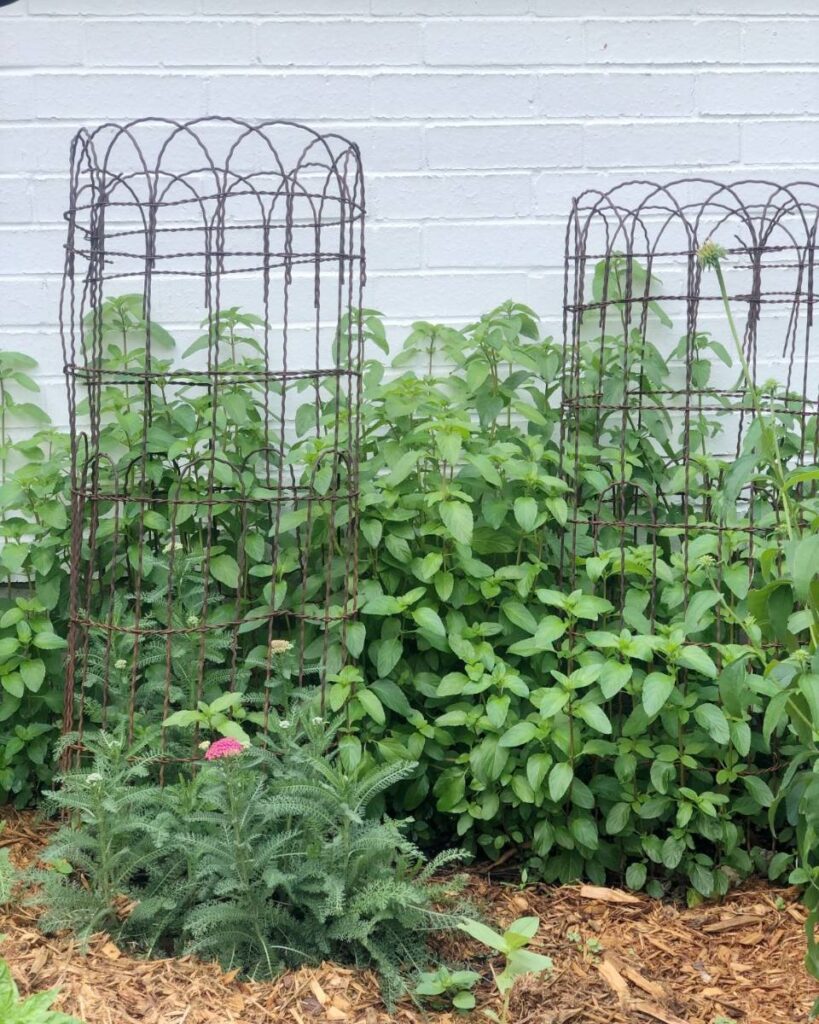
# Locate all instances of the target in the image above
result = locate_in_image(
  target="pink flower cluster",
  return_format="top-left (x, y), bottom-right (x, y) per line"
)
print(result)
top-left (203, 737), bottom-right (247, 761)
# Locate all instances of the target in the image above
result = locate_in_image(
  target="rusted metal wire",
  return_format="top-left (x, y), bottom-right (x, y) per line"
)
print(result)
top-left (60, 118), bottom-right (365, 761)
top-left (559, 179), bottom-right (819, 641)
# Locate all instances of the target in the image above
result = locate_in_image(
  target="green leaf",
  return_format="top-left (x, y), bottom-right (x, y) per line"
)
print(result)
top-left (605, 802), bottom-right (630, 835)
top-left (508, 615), bottom-right (565, 656)
top-left (548, 762), bottom-right (573, 802)
top-left (1, 673), bottom-right (23, 699)
top-left (625, 862), bottom-right (647, 891)
top-left (574, 701), bottom-right (612, 734)
top-left (798, 673), bottom-right (819, 730)
top-left (599, 661), bottom-right (632, 699)
top-left (361, 519), bottom-right (383, 548)
top-left (537, 686), bottom-right (568, 718)
top-left (675, 646), bottom-right (718, 679)
top-left (434, 571), bottom-right (454, 602)
top-left (346, 621), bottom-right (365, 659)
top-left (244, 533), bottom-right (266, 563)
top-left (209, 691), bottom-right (242, 714)
top-left (218, 720), bottom-right (251, 744)
top-left (412, 606), bottom-right (446, 640)
top-left (545, 496), bottom-right (568, 526)
top-left (723, 563), bottom-right (751, 600)
top-left (452, 991), bottom-right (476, 1010)
top-left (791, 535), bottom-right (819, 601)
top-left (440, 500), bottom-right (473, 546)
top-left (684, 591), bottom-right (722, 634)
top-left (142, 510), bottom-right (168, 532)
top-left (0, 608), bottom-right (23, 629)
top-left (20, 659), bottom-right (46, 692)
top-left (371, 679), bottom-right (413, 717)
top-left (384, 450), bottom-right (420, 487)
top-left (513, 496), bottom-right (538, 532)
top-left (295, 402), bottom-right (317, 437)
top-left (499, 721), bottom-right (538, 748)
top-left (32, 632), bottom-right (66, 651)
top-left (642, 672), bottom-right (675, 717)
top-left (569, 815), bottom-right (598, 850)
top-left (526, 752), bottom-right (551, 792)
top-left (209, 554), bottom-right (240, 589)
top-left (503, 600), bottom-right (538, 634)
top-left (356, 689), bottom-right (385, 725)
top-left (458, 918), bottom-right (508, 953)
top-left (376, 637), bottom-right (403, 678)
top-left (742, 773), bottom-right (774, 808)
top-left (415, 552), bottom-right (443, 582)
top-left (693, 702), bottom-right (730, 745)
top-left (501, 948), bottom-right (553, 986)
top-left (163, 710), bottom-right (200, 728)
top-left (504, 916), bottom-right (539, 946)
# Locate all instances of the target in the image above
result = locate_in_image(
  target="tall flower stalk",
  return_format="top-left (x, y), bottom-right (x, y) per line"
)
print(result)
top-left (700, 240), bottom-right (819, 1006)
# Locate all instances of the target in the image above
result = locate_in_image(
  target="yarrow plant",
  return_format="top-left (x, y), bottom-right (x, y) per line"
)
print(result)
top-left (35, 711), bottom-right (469, 1005)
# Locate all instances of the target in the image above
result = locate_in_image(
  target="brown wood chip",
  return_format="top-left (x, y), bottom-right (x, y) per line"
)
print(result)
top-left (578, 885), bottom-right (643, 905)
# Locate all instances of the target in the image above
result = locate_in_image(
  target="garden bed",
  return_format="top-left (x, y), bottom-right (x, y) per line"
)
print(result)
top-left (2, 810), bottom-right (815, 1024)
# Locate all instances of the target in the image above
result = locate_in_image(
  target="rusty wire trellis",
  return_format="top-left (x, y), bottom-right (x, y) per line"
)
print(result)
top-left (60, 117), bottom-right (365, 759)
top-left (559, 180), bottom-right (819, 631)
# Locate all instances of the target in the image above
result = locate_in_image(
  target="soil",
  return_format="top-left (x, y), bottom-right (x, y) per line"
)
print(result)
top-left (1, 808), bottom-right (816, 1023)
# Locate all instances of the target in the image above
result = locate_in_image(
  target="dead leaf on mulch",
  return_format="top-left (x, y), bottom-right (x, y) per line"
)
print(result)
top-left (1, 808), bottom-right (817, 1023)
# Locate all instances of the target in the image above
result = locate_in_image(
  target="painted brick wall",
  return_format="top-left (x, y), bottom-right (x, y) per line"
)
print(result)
top-left (1, 1), bottom-right (817, 426)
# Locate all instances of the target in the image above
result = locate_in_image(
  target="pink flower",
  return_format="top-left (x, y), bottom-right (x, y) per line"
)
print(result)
top-left (203, 737), bottom-right (247, 761)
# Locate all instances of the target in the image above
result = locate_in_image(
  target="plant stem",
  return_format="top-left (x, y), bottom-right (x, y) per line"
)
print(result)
top-left (711, 257), bottom-right (818, 650)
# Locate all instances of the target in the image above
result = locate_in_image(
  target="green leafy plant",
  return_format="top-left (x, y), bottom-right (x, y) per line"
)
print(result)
top-left (697, 240), bottom-right (819, 1005)
top-left (414, 966), bottom-right (481, 1012)
top-left (35, 708), bottom-right (468, 1006)
top-left (0, 955), bottom-right (83, 1024)
top-left (459, 915), bottom-right (552, 1021)
top-left (0, 350), bottom-right (70, 806)
top-left (3, 269), bottom-right (816, 937)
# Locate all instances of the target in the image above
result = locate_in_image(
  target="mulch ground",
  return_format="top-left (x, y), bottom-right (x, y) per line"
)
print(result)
top-left (1, 809), bottom-right (817, 1024)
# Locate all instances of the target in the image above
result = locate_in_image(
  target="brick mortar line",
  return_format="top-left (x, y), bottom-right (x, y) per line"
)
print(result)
top-left (3, 66), bottom-right (819, 76)
top-left (15, 13), bottom-right (819, 21)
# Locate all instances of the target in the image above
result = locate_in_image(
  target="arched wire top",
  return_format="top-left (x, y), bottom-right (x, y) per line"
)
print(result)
top-left (64, 117), bottom-right (366, 233)
top-left (567, 178), bottom-right (819, 263)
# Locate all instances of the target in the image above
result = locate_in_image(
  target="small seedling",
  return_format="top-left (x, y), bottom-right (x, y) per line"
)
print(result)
top-left (585, 937), bottom-right (603, 957)
top-left (415, 966), bottom-right (480, 1012)
top-left (459, 916), bottom-right (552, 1022)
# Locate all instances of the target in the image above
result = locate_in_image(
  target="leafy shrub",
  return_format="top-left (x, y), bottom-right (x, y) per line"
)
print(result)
top-left (35, 708), bottom-right (467, 1004)
top-left (307, 298), bottom-right (811, 903)
top-left (0, 352), bottom-right (71, 805)
top-left (1, 274), bottom-right (816, 914)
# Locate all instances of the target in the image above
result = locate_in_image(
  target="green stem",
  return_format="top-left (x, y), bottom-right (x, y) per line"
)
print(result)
top-left (713, 261), bottom-right (794, 538)
top-left (712, 258), bottom-right (818, 650)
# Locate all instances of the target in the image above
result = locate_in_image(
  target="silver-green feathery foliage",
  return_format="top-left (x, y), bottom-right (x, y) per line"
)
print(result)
top-left (34, 710), bottom-right (467, 1004)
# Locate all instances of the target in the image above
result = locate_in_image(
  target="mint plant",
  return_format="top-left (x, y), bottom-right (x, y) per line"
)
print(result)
top-left (1, 263), bottom-right (815, 929)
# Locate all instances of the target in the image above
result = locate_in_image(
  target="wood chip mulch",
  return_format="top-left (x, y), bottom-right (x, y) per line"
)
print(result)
top-left (1, 808), bottom-right (817, 1023)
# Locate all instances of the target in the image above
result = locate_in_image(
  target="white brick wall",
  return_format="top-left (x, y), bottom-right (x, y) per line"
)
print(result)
top-left (0, 1), bottom-right (817, 425)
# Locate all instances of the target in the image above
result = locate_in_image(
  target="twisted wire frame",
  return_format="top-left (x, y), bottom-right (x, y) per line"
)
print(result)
top-left (60, 118), bottom-right (365, 761)
top-left (559, 180), bottom-right (818, 636)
